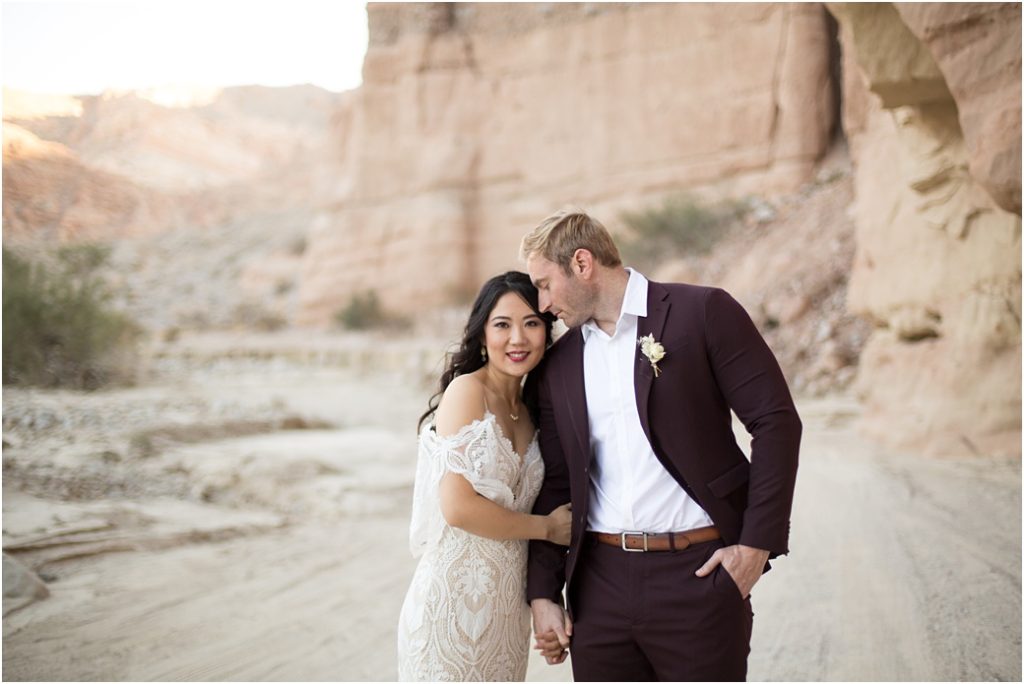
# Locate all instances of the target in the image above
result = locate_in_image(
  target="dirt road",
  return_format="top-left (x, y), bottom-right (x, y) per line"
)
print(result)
top-left (3, 359), bottom-right (1019, 681)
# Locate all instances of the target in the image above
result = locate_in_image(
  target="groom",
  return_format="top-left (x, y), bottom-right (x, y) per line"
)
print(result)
top-left (521, 210), bottom-right (801, 681)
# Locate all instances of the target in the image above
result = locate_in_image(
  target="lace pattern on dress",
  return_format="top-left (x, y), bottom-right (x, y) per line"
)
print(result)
top-left (398, 413), bottom-right (544, 681)
top-left (409, 413), bottom-right (523, 558)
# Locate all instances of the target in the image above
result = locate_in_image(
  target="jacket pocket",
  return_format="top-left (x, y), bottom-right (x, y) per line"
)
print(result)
top-left (706, 460), bottom-right (750, 498)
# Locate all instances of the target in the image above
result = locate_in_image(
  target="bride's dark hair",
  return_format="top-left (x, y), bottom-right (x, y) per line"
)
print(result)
top-left (418, 271), bottom-right (555, 431)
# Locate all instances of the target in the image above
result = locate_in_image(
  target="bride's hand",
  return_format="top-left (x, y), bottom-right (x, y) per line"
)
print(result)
top-left (545, 503), bottom-right (573, 545)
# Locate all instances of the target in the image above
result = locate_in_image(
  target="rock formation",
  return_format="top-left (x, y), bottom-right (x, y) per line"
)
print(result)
top-left (896, 3), bottom-right (1022, 215)
top-left (3, 122), bottom-right (173, 242)
top-left (3, 85), bottom-right (351, 330)
top-left (829, 2), bottom-right (1021, 455)
top-left (296, 2), bottom-right (839, 323)
top-left (2, 552), bottom-right (49, 616)
top-left (3, 3), bottom-right (1019, 457)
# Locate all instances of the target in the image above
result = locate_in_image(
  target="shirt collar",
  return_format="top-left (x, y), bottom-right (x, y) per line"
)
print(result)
top-left (582, 268), bottom-right (649, 341)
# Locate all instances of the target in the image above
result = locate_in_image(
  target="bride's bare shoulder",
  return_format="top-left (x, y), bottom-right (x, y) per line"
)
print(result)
top-left (436, 373), bottom-right (488, 438)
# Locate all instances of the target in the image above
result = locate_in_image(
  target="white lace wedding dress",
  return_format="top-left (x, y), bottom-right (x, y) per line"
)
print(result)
top-left (397, 412), bottom-right (544, 681)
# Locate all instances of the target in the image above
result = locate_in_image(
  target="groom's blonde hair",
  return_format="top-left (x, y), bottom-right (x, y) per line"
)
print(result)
top-left (519, 209), bottom-right (622, 275)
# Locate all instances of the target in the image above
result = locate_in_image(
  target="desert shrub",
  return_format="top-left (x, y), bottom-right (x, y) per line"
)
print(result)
top-left (288, 235), bottom-right (308, 256)
top-left (334, 290), bottom-right (409, 331)
top-left (232, 301), bottom-right (287, 331)
top-left (618, 194), bottom-right (748, 270)
top-left (56, 243), bottom-right (112, 275)
top-left (3, 246), bottom-right (142, 389)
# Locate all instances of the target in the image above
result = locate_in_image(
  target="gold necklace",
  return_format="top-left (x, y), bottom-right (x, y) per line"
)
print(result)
top-left (503, 393), bottom-right (521, 422)
top-left (484, 379), bottom-right (520, 422)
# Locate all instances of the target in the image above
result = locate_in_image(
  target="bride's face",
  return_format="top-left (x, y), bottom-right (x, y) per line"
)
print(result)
top-left (482, 292), bottom-right (547, 378)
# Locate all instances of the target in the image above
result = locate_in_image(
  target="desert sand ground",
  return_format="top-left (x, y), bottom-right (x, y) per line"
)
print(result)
top-left (2, 334), bottom-right (1020, 681)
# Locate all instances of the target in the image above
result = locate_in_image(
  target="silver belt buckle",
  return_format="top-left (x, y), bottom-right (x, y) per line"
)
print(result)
top-left (620, 531), bottom-right (648, 552)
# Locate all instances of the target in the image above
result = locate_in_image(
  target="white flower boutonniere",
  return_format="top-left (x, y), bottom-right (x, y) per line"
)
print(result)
top-left (638, 334), bottom-right (666, 377)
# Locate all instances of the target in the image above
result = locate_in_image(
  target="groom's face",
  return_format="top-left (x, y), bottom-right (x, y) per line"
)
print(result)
top-left (527, 254), bottom-right (595, 329)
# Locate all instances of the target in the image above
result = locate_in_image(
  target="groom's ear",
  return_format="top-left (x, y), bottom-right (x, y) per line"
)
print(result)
top-left (571, 248), bottom-right (595, 278)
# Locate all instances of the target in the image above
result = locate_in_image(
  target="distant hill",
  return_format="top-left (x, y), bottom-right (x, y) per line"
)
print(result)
top-left (3, 84), bottom-right (353, 332)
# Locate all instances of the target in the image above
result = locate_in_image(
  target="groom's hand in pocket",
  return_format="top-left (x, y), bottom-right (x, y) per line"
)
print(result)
top-left (531, 598), bottom-right (572, 664)
top-left (695, 544), bottom-right (770, 598)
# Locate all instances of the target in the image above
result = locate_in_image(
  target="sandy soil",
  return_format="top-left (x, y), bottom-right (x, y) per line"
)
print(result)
top-left (2, 342), bottom-right (1020, 681)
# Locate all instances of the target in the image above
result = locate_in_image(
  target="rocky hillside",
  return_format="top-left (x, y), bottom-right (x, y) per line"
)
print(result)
top-left (655, 152), bottom-right (870, 398)
top-left (3, 121), bottom-right (177, 242)
top-left (3, 85), bottom-right (352, 330)
top-left (2, 3), bottom-right (1019, 457)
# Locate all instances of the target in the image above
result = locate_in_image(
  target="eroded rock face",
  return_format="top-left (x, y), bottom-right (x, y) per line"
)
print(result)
top-left (297, 2), bottom-right (839, 324)
top-left (830, 2), bottom-right (1021, 455)
top-left (895, 3), bottom-right (1022, 215)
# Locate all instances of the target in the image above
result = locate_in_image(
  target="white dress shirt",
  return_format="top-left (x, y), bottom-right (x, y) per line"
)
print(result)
top-left (582, 269), bottom-right (713, 534)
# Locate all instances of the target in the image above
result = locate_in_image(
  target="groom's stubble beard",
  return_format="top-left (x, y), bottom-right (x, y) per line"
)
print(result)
top-left (562, 277), bottom-right (600, 329)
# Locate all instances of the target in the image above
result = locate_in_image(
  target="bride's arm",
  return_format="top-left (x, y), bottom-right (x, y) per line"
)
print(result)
top-left (440, 471), bottom-right (568, 542)
top-left (435, 375), bottom-right (571, 544)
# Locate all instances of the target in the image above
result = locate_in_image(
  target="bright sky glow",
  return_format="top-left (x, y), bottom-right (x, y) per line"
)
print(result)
top-left (1, 0), bottom-right (368, 95)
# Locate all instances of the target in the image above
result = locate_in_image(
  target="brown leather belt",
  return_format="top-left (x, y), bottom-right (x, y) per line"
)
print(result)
top-left (588, 526), bottom-right (721, 552)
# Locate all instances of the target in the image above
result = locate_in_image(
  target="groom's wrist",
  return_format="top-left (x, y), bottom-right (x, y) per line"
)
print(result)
top-left (738, 544), bottom-right (770, 556)
top-left (738, 527), bottom-right (787, 556)
top-left (530, 595), bottom-right (564, 608)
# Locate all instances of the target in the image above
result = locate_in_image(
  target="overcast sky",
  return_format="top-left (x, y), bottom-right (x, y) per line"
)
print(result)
top-left (2, 0), bottom-right (369, 94)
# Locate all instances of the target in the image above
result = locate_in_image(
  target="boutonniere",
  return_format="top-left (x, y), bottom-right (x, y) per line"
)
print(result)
top-left (637, 334), bottom-right (666, 377)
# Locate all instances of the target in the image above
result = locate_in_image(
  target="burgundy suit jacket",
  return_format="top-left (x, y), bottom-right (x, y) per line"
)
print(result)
top-left (526, 282), bottom-right (801, 611)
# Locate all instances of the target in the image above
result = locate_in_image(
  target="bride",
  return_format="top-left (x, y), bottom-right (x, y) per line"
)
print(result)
top-left (397, 271), bottom-right (572, 681)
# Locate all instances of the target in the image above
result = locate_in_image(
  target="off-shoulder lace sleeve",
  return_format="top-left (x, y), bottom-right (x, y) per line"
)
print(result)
top-left (408, 415), bottom-right (514, 558)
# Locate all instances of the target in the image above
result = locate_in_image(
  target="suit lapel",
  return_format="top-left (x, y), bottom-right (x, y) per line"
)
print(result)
top-left (559, 328), bottom-right (592, 464)
top-left (635, 281), bottom-right (670, 445)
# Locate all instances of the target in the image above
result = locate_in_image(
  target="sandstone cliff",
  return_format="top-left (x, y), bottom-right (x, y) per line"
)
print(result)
top-left (296, 2), bottom-right (840, 324)
top-left (4, 3), bottom-right (1019, 458)
top-left (829, 2), bottom-right (1021, 455)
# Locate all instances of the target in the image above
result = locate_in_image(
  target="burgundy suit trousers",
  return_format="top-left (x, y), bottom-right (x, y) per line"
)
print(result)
top-left (568, 537), bottom-right (753, 682)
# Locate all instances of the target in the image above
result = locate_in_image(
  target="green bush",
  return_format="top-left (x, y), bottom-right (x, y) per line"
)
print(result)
top-left (618, 194), bottom-right (747, 270)
top-left (56, 243), bottom-right (113, 275)
top-left (3, 246), bottom-right (142, 389)
top-left (334, 290), bottom-right (409, 331)
top-left (232, 301), bottom-right (287, 331)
